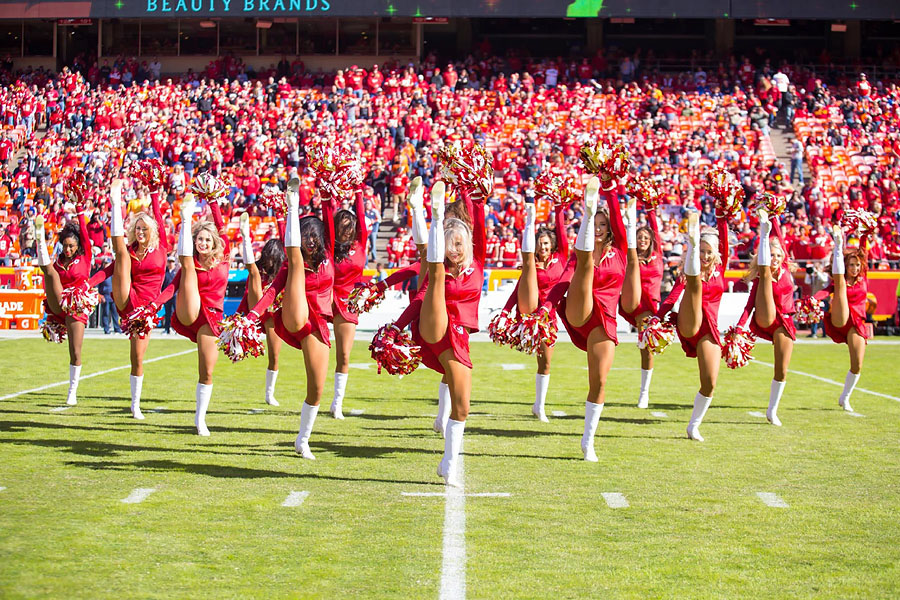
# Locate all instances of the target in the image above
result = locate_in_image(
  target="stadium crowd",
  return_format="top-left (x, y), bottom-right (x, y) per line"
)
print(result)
top-left (0, 50), bottom-right (898, 292)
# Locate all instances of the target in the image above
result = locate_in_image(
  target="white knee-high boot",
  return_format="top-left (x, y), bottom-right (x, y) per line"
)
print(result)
top-left (35, 216), bottom-right (51, 266)
top-left (110, 180), bottom-right (125, 238)
top-left (265, 369), bottom-right (279, 406)
top-left (767, 379), bottom-right (785, 426)
top-left (438, 418), bottom-right (466, 487)
top-left (66, 364), bottom-right (81, 406)
top-left (533, 373), bottom-right (550, 422)
top-left (239, 213), bottom-right (255, 265)
top-left (130, 374), bottom-right (144, 420)
top-left (178, 197), bottom-right (196, 257)
top-left (522, 202), bottom-right (536, 254)
top-left (426, 182), bottom-right (445, 263)
top-left (295, 402), bottom-right (319, 459)
top-left (434, 382), bottom-right (451, 436)
top-left (195, 382), bottom-right (212, 436)
top-left (285, 177), bottom-right (301, 248)
top-left (575, 177), bottom-right (600, 252)
top-left (581, 401), bottom-right (603, 462)
top-left (838, 371), bottom-right (860, 412)
top-left (757, 209), bottom-right (771, 267)
top-left (330, 372), bottom-right (348, 419)
top-left (407, 176), bottom-right (427, 245)
top-left (684, 212), bottom-right (701, 277)
top-left (638, 368), bottom-right (653, 409)
top-left (831, 225), bottom-right (845, 275)
top-left (687, 392), bottom-right (712, 442)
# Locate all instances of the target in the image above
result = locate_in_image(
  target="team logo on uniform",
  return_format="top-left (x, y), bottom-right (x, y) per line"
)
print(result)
top-left (453, 324), bottom-right (464, 334)
top-left (462, 266), bottom-right (475, 276)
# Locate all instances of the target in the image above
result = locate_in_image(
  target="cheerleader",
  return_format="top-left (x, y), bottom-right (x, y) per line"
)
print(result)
top-left (246, 178), bottom-right (335, 459)
top-left (822, 223), bottom-right (871, 412)
top-left (507, 198), bottom-right (569, 421)
top-left (34, 205), bottom-right (94, 406)
top-left (618, 206), bottom-right (664, 408)
top-left (545, 177), bottom-right (637, 462)
top-left (737, 209), bottom-right (795, 426)
top-left (408, 181), bottom-right (486, 486)
top-left (329, 191), bottom-right (369, 420)
top-left (89, 179), bottom-right (169, 419)
top-left (152, 194), bottom-right (230, 435)
top-left (236, 213), bottom-right (285, 407)
top-left (656, 212), bottom-right (730, 442)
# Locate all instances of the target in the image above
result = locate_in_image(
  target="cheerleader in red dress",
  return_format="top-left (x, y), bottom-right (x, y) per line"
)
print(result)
top-left (410, 180), bottom-right (485, 487)
top-left (152, 193), bottom-right (230, 436)
top-left (329, 191), bottom-right (369, 420)
top-left (737, 209), bottom-right (795, 426)
top-left (245, 178), bottom-right (335, 459)
top-left (236, 212), bottom-right (285, 407)
top-left (821, 224), bottom-right (871, 412)
top-left (543, 177), bottom-right (637, 462)
top-left (506, 199), bottom-right (569, 421)
top-left (656, 213), bottom-right (730, 442)
top-left (34, 205), bottom-right (94, 406)
top-left (89, 178), bottom-right (169, 419)
top-left (619, 206), bottom-right (664, 409)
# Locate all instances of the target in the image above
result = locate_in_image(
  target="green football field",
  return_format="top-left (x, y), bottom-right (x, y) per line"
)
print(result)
top-left (1, 335), bottom-right (898, 598)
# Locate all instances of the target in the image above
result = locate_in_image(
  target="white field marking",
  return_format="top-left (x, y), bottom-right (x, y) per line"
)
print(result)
top-left (440, 456), bottom-right (466, 600)
top-left (0, 349), bottom-right (195, 401)
top-left (582, 367), bottom-right (640, 370)
top-left (501, 363), bottom-right (526, 370)
top-left (848, 411), bottom-right (866, 418)
top-left (281, 491), bottom-right (310, 507)
top-left (121, 488), bottom-right (156, 504)
top-left (651, 411), bottom-right (668, 418)
top-left (248, 408), bottom-right (266, 414)
top-left (401, 492), bottom-right (512, 498)
top-left (49, 406), bottom-right (71, 413)
top-left (349, 363), bottom-right (372, 370)
top-left (0, 486), bottom-right (6, 492)
top-left (551, 410), bottom-right (567, 417)
top-left (468, 492), bottom-right (511, 498)
top-left (748, 411), bottom-right (767, 419)
top-left (601, 492), bottom-right (630, 509)
top-left (756, 492), bottom-right (789, 508)
top-left (402, 492), bottom-right (447, 497)
top-left (150, 407), bottom-right (167, 413)
top-left (751, 359), bottom-right (900, 403)
top-left (349, 409), bottom-right (365, 416)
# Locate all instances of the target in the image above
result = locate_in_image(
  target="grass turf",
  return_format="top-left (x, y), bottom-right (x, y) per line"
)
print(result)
top-left (0, 336), bottom-right (898, 598)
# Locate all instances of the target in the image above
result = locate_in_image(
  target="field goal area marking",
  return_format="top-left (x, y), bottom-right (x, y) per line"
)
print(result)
top-left (756, 492), bottom-right (789, 508)
top-left (281, 491), bottom-right (310, 507)
top-left (121, 488), bottom-right (156, 504)
top-left (0, 349), bottom-right (196, 402)
top-left (751, 359), bottom-right (900, 403)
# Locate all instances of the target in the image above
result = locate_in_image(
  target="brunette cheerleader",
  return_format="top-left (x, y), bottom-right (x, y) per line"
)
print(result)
top-left (152, 192), bottom-right (230, 435)
top-left (35, 202), bottom-right (96, 406)
top-left (656, 212), bottom-right (730, 442)
top-left (737, 208), bottom-right (795, 425)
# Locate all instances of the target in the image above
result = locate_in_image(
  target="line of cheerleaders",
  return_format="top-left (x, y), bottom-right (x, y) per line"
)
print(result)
top-left (34, 158), bottom-right (875, 488)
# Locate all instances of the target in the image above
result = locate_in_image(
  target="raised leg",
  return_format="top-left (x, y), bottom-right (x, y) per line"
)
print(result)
top-left (175, 198), bottom-right (201, 326)
top-left (829, 225), bottom-right (849, 328)
top-left (620, 196), bottom-right (641, 314)
top-left (517, 202), bottom-right (539, 314)
top-left (420, 182), bottom-right (448, 345)
top-left (677, 213), bottom-right (703, 338)
top-left (581, 326), bottom-right (615, 462)
top-left (282, 178), bottom-right (308, 333)
top-left (565, 177), bottom-right (600, 328)
top-left (110, 180), bottom-right (132, 311)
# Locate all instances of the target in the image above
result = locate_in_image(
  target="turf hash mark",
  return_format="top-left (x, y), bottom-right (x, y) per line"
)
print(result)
top-left (756, 492), bottom-right (789, 508)
top-left (49, 406), bottom-right (71, 413)
top-left (121, 488), bottom-right (157, 504)
top-left (551, 410), bottom-right (567, 417)
top-left (601, 493), bottom-right (630, 509)
top-left (501, 364), bottom-right (526, 370)
top-left (748, 411), bottom-right (767, 419)
top-left (651, 411), bottom-right (668, 418)
top-left (281, 491), bottom-right (310, 507)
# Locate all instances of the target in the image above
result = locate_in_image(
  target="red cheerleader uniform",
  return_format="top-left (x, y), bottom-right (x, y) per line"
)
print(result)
top-left (154, 203), bottom-right (230, 343)
top-left (657, 218), bottom-right (730, 358)
top-left (550, 188), bottom-right (629, 351)
top-left (822, 277), bottom-right (871, 345)
top-left (331, 192), bottom-right (369, 325)
top-left (250, 201), bottom-right (336, 349)
top-left (737, 219), bottom-right (797, 341)
top-left (619, 209), bottom-right (664, 328)
top-left (409, 195), bottom-right (486, 374)
top-left (45, 212), bottom-right (92, 326)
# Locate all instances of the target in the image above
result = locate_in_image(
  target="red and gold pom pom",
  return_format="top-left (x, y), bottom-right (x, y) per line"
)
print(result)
top-left (190, 172), bottom-right (228, 203)
top-left (41, 319), bottom-right (67, 344)
top-left (626, 177), bottom-right (662, 210)
top-left (579, 141), bottom-right (631, 182)
top-left (637, 315), bottom-right (677, 355)
top-left (794, 296), bottom-right (824, 326)
top-left (66, 171), bottom-right (89, 210)
top-left (347, 283), bottom-right (385, 315)
top-left (258, 187), bottom-right (287, 216)
top-left (217, 313), bottom-right (266, 363)
top-left (306, 139), bottom-right (365, 200)
top-left (121, 303), bottom-right (160, 340)
top-left (488, 309), bottom-right (515, 347)
top-left (723, 325), bottom-right (756, 369)
top-left (705, 169), bottom-right (744, 223)
top-left (512, 307), bottom-right (558, 355)
top-left (369, 324), bottom-right (421, 375)
top-left (841, 209), bottom-right (877, 237)
top-left (59, 282), bottom-right (100, 318)
top-left (752, 191), bottom-right (787, 217)
top-left (534, 169), bottom-right (578, 207)
top-left (438, 140), bottom-right (494, 201)
top-left (129, 158), bottom-right (168, 190)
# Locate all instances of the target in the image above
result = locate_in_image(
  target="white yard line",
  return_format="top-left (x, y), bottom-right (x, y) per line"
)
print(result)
top-left (121, 488), bottom-right (156, 504)
top-left (349, 363), bottom-right (372, 370)
top-left (247, 408), bottom-right (266, 414)
top-left (748, 411), bottom-right (767, 419)
top-left (601, 492), bottom-right (630, 509)
top-left (751, 359), bottom-right (900, 403)
top-left (756, 492), bottom-right (789, 508)
top-left (440, 455), bottom-right (466, 600)
top-left (0, 486), bottom-right (6, 493)
top-left (281, 491), bottom-right (310, 507)
top-left (848, 411), bottom-right (866, 418)
top-left (349, 409), bottom-right (365, 416)
top-left (0, 349), bottom-right (195, 401)
top-left (551, 410), bottom-right (567, 417)
top-left (501, 364), bottom-right (526, 371)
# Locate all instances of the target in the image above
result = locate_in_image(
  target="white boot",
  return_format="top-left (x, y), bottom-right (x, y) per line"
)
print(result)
top-left (831, 225), bottom-right (845, 275)
top-left (581, 401), bottom-right (603, 462)
top-left (195, 383), bottom-right (212, 436)
top-left (638, 368), bottom-right (653, 409)
top-left (625, 196), bottom-right (637, 249)
top-left (35, 216), bottom-right (51, 266)
top-left (130, 374), bottom-right (144, 420)
top-left (110, 180), bottom-right (126, 238)
top-left (426, 182), bottom-right (446, 263)
top-left (575, 177), bottom-right (600, 252)
top-left (838, 371), bottom-right (859, 412)
top-left (285, 177), bottom-right (301, 248)
top-left (295, 402), bottom-right (319, 459)
top-left (684, 212), bottom-right (701, 277)
top-left (757, 208), bottom-right (771, 267)
top-left (687, 392), bottom-right (712, 442)
top-left (438, 418), bottom-right (465, 487)
top-left (434, 382), bottom-right (451, 436)
top-left (66, 364), bottom-right (81, 406)
top-left (264, 369), bottom-right (279, 406)
top-left (178, 196), bottom-right (197, 257)
top-left (407, 176), bottom-right (427, 245)
top-left (767, 379), bottom-right (785, 426)
top-left (239, 212), bottom-right (255, 266)
top-left (532, 373), bottom-right (550, 422)
top-left (330, 372), bottom-right (348, 419)
top-left (522, 201), bottom-right (536, 254)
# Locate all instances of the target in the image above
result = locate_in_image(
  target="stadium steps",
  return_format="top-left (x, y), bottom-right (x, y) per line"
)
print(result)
top-left (769, 120), bottom-right (812, 185)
